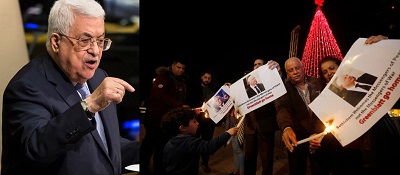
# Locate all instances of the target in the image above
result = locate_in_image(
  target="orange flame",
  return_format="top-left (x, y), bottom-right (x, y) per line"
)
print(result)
top-left (192, 102), bottom-right (209, 118)
top-left (204, 111), bottom-right (209, 118)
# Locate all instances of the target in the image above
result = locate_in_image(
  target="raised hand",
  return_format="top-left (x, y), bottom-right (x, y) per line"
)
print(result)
top-left (86, 77), bottom-right (135, 112)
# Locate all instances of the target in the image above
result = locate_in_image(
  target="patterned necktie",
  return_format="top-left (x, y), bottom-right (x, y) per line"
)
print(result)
top-left (237, 116), bottom-right (245, 147)
top-left (75, 83), bottom-right (109, 153)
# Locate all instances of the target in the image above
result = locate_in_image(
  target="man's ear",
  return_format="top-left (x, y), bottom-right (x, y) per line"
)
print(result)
top-left (50, 33), bottom-right (61, 52)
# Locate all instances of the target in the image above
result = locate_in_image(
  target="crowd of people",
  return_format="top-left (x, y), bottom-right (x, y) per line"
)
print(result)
top-left (138, 35), bottom-right (400, 175)
top-left (2, 1), bottom-right (400, 175)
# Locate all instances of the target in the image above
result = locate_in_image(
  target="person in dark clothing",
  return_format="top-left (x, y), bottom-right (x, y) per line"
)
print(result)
top-left (244, 58), bottom-right (281, 175)
top-left (161, 107), bottom-right (238, 175)
top-left (276, 57), bottom-right (331, 175)
top-left (318, 56), bottom-right (365, 174)
top-left (140, 58), bottom-right (190, 175)
top-left (1, 0), bottom-right (139, 174)
top-left (187, 70), bottom-right (218, 173)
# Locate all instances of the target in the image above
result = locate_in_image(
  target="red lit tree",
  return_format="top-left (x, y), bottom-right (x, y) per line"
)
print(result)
top-left (301, 0), bottom-right (343, 78)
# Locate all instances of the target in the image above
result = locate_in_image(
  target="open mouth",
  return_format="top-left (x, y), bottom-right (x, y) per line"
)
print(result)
top-left (85, 60), bottom-right (97, 69)
top-left (87, 60), bottom-right (96, 65)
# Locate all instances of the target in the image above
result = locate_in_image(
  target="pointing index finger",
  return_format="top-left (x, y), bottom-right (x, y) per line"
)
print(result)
top-left (113, 78), bottom-right (135, 92)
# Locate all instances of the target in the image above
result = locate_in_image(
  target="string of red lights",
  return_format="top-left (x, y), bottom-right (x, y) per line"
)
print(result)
top-left (301, 0), bottom-right (343, 78)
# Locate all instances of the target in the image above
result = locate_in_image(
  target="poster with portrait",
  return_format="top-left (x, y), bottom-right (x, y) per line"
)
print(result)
top-left (309, 38), bottom-right (400, 146)
top-left (202, 85), bottom-right (234, 123)
top-left (229, 65), bottom-right (286, 116)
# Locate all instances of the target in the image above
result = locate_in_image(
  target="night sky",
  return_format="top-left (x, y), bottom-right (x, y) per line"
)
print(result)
top-left (139, 0), bottom-right (399, 102)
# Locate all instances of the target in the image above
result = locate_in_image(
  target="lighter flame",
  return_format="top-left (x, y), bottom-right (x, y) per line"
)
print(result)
top-left (192, 102), bottom-right (209, 118)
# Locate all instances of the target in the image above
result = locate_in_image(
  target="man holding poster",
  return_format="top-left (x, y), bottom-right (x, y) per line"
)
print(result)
top-left (275, 57), bottom-right (333, 175)
top-left (202, 61), bottom-right (286, 124)
top-left (243, 59), bottom-right (281, 175)
top-left (229, 62), bottom-right (286, 116)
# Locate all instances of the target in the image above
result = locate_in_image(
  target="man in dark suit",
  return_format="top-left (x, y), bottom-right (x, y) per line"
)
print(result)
top-left (244, 58), bottom-right (281, 175)
top-left (245, 74), bottom-right (266, 98)
top-left (336, 73), bottom-right (377, 106)
top-left (1, 0), bottom-right (139, 174)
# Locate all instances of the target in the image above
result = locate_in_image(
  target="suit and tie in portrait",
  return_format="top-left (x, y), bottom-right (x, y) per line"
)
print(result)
top-left (245, 74), bottom-right (265, 98)
top-left (336, 72), bottom-right (377, 107)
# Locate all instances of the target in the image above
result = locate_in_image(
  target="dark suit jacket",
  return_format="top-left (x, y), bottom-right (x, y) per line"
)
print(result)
top-left (1, 54), bottom-right (139, 175)
top-left (245, 80), bottom-right (276, 133)
top-left (344, 90), bottom-right (366, 107)
top-left (343, 73), bottom-right (376, 107)
top-left (245, 102), bottom-right (278, 134)
top-left (275, 76), bottom-right (326, 138)
top-left (246, 83), bottom-right (266, 98)
top-left (356, 73), bottom-right (377, 85)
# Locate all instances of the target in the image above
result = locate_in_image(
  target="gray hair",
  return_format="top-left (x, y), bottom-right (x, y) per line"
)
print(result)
top-left (284, 57), bottom-right (302, 71)
top-left (46, 0), bottom-right (105, 48)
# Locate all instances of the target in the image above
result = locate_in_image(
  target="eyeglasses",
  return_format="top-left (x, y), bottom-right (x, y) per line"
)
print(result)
top-left (58, 33), bottom-right (112, 51)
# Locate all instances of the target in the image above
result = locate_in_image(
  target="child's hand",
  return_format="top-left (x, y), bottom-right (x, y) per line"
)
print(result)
top-left (227, 127), bottom-right (239, 136)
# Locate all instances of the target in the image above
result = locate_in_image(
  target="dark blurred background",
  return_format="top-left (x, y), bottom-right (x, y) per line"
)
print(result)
top-left (139, 0), bottom-right (400, 93)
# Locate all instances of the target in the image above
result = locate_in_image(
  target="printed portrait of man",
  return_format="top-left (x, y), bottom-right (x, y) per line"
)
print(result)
top-left (335, 71), bottom-right (377, 107)
top-left (245, 73), bottom-right (265, 98)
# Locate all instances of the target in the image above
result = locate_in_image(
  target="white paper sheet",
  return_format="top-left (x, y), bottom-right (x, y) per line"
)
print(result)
top-left (309, 38), bottom-right (400, 146)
